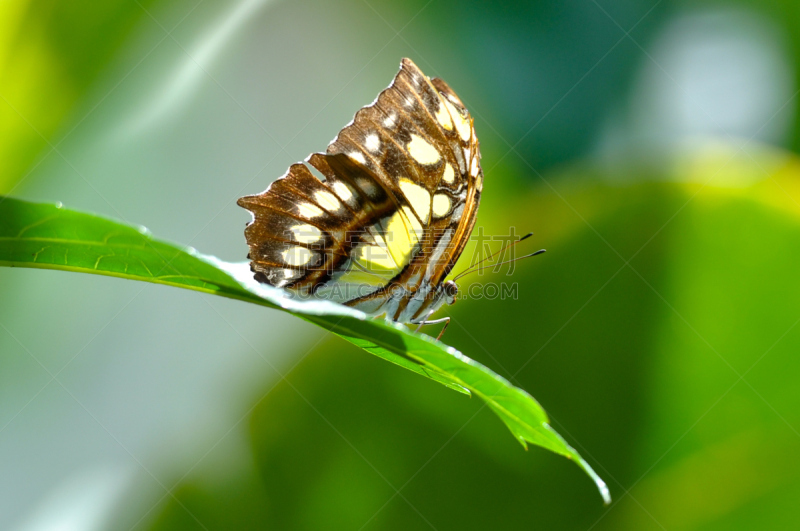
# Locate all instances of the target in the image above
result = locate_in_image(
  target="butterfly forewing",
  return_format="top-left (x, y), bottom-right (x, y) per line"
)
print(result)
top-left (237, 58), bottom-right (483, 322)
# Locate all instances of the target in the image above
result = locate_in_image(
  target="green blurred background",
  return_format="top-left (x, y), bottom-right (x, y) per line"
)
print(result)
top-left (2, 0), bottom-right (800, 529)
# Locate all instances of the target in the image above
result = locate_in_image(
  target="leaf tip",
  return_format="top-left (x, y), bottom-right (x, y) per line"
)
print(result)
top-left (597, 479), bottom-right (612, 506)
top-left (576, 456), bottom-right (611, 505)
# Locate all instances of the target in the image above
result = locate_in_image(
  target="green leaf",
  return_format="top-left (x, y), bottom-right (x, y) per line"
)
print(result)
top-left (0, 196), bottom-right (609, 503)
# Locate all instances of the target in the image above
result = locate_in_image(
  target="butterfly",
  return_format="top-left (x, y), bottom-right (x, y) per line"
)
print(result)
top-left (237, 58), bottom-right (488, 339)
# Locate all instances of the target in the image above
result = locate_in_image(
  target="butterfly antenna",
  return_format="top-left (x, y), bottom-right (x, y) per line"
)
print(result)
top-left (453, 232), bottom-right (533, 281)
top-left (454, 249), bottom-right (545, 281)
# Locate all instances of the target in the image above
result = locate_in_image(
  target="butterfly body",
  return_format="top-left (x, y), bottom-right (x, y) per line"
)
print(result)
top-left (238, 58), bottom-right (482, 336)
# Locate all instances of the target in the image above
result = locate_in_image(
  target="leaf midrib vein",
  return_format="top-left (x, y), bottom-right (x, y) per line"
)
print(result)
top-left (0, 236), bottom-right (157, 249)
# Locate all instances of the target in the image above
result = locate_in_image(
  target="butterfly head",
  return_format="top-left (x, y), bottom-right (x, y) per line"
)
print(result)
top-left (442, 280), bottom-right (459, 305)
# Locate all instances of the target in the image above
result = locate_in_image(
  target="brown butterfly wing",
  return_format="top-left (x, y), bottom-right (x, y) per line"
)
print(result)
top-left (237, 58), bottom-right (482, 320)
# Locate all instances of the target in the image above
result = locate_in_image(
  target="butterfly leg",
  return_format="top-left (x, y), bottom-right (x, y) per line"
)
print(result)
top-left (413, 317), bottom-right (451, 340)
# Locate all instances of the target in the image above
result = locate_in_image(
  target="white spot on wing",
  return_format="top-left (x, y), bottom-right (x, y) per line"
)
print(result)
top-left (407, 134), bottom-right (441, 165)
top-left (297, 202), bottom-right (323, 218)
top-left (435, 103), bottom-right (453, 130)
top-left (432, 194), bottom-right (451, 218)
top-left (470, 161), bottom-right (480, 177)
top-left (383, 113), bottom-right (397, 128)
top-left (291, 223), bottom-right (322, 244)
top-left (283, 246), bottom-right (313, 266)
top-left (314, 190), bottom-right (341, 212)
top-left (442, 163), bottom-right (455, 184)
top-left (365, 133), bottom-right (380, 153)
top-left (331, 181), bottom-right (354, 203)
top-left (349, 151), bottom-right (366, 164)
top-left (443, 98), bottom-right (471, 142)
